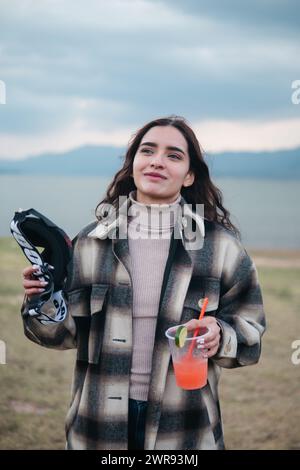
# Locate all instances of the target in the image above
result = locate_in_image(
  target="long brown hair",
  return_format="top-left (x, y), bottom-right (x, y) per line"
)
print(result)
top-left (95, 115), bottom-right (240, 238)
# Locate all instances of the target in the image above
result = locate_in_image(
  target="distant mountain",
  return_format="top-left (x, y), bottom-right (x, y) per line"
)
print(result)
top-left (0, 145), bottom-right (299, 179)
top-left (0, 145), bottom-right (124, 176)
top-left (205, 147), bottom-right (300, 179)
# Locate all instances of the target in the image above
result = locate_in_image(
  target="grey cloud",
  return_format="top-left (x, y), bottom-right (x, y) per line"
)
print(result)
top-left (155, 0), bottom-right (300, 33)
top-left (0, 0), bottom-right (299, 138)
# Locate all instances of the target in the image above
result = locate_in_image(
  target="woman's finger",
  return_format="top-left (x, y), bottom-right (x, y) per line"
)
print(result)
top-left (199, 328), bottom-right (219, 344)
top-left (184, 317), bottom-right (220, 334)
top-left (199, 345), bottom-right (219, 359)
top-left (203, 338), bottom-right (220, 350)
top-left (22, 265), bottom-right (40, 278)
top-left (23, 279), bottom-right (48, 289)
top-left (24, 287), bottom-right (46, 296)
top-left (22, 265), bottom-right (47, 296)
top-left (197, 335), bottom-right (220, 349)
top-left (206, 345), bottom-right (219, 358)
top-left (183, 319), bottom-right (201, 331)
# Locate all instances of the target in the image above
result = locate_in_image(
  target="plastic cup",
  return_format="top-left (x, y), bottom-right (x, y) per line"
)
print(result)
top-left (165, 324), bottom-right (210, 390)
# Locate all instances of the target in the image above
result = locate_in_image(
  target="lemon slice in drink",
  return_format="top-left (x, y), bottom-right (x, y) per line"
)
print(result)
top-left (175, 325), bottom-right (188, 348)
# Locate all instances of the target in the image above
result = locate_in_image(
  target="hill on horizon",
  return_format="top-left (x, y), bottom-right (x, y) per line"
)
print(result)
top-left (0, 144), bottom-right (299, 179)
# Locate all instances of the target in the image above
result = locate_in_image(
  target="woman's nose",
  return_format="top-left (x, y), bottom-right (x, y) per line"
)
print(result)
top-left (150, 153), bottom-right (165, 167)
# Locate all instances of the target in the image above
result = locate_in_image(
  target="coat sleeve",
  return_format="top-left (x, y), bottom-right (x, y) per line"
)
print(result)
top-left (21, 294), bottom-right (77, 350)
top-left (212, 236), bottom-right (266, 368)
top-left (20, 235), bottom-right (80, 351)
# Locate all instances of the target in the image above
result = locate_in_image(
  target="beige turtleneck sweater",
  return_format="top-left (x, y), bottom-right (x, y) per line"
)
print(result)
top-left (127, 190), bottom-right (181, 401)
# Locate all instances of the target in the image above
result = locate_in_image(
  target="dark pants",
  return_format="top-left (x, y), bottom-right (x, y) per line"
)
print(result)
top-left (128, 398), bottom-right (148, 450)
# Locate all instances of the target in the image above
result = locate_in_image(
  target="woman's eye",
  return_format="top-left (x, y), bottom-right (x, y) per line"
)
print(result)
top-left (140, 149), bottom-right (181, 160)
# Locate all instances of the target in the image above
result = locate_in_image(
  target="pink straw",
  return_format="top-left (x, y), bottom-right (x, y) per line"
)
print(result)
top-left (186, 297), bottom-right (209, 360)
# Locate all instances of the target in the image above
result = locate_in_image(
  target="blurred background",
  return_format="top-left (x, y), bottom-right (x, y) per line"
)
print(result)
top-left (0, 0), bottom-right (299, 449)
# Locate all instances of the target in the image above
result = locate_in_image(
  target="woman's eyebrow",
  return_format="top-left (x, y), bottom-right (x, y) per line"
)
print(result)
top-left (140, 141), bottom-right (186, 155)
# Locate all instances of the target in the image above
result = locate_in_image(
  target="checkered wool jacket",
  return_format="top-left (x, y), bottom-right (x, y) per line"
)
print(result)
top-left (21, 195), bottom-right (266, 450)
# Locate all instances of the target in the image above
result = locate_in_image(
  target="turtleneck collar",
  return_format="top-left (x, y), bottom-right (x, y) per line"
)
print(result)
top-left (128, 190), bottom-right (182, 209)
top-left (128, 190), bottom-right (182, 235)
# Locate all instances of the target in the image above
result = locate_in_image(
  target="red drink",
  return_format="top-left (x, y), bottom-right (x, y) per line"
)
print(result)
top-left (173, 356), bottom-right (207, 390)
top-left (165, 324), bottom-right (210, 390)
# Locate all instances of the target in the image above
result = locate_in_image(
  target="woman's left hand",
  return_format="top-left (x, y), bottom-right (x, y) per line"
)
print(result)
top-left (183, 316), bottom-right (222, 358)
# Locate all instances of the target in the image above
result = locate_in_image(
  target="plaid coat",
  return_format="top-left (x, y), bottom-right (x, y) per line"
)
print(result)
top-left (21, 196), bottom-right (266, 450)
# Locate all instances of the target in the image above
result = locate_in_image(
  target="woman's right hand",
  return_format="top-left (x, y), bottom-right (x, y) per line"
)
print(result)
top-left (22, 265), bottom-right (49, 300)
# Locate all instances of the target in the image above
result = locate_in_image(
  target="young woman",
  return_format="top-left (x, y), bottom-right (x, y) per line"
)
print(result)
top-left (21, 116), bottom-right (266, 450)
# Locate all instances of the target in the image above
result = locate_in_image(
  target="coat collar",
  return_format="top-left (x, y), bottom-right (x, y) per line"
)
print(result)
top-left (87, 194), bottom-right (205, 251)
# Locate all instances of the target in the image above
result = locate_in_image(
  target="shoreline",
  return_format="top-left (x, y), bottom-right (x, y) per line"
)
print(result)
top-left (248, 249), bottom-right (300, 268)
top-left (1, 237), bottom-right (299, 268)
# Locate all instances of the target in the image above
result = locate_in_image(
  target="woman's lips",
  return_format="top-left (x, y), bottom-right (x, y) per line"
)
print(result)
top-left (144, 173), bottom-right (167, 180)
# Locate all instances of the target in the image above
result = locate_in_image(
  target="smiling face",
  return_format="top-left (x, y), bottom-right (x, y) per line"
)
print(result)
top-left (132, 125), bottom-right (195, 204)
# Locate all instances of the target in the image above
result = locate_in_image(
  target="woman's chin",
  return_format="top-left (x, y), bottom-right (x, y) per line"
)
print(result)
top-left (136, 184), bottom-right (163, 197)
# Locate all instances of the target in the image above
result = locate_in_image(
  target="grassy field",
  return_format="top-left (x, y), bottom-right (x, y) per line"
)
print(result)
top-left (0, 238), bottom-right (299, 450)
top-left (220, 249), bottom-right (300, 450)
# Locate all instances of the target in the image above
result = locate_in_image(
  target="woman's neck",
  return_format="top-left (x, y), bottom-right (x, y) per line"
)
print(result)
top-left (135, 190), bottom-right (181, 206)
top-left (128, 190), bottom-right (181, 234)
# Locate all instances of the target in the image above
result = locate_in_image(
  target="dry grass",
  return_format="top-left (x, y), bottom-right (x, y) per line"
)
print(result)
top-left (219, 255), bottom-right (300, 450)
top-left (0, 237), bottom-right (75, 449)
top-left (0, 237), bottom-right (300, 449)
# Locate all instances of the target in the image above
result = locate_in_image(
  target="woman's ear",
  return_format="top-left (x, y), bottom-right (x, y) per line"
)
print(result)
top-left (183, 171), bottom-right (195, 188)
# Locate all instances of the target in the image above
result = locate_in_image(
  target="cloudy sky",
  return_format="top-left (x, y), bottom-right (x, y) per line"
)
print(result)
top-left (0, 0), bottom-right (300, 160)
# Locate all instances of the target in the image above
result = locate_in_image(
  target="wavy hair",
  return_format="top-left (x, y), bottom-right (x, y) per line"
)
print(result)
top-left (95, 115), bottom-right (240, 239)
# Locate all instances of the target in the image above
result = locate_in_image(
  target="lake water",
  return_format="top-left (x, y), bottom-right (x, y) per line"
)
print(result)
top-left (1, 175), bottom-right (299, 249)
